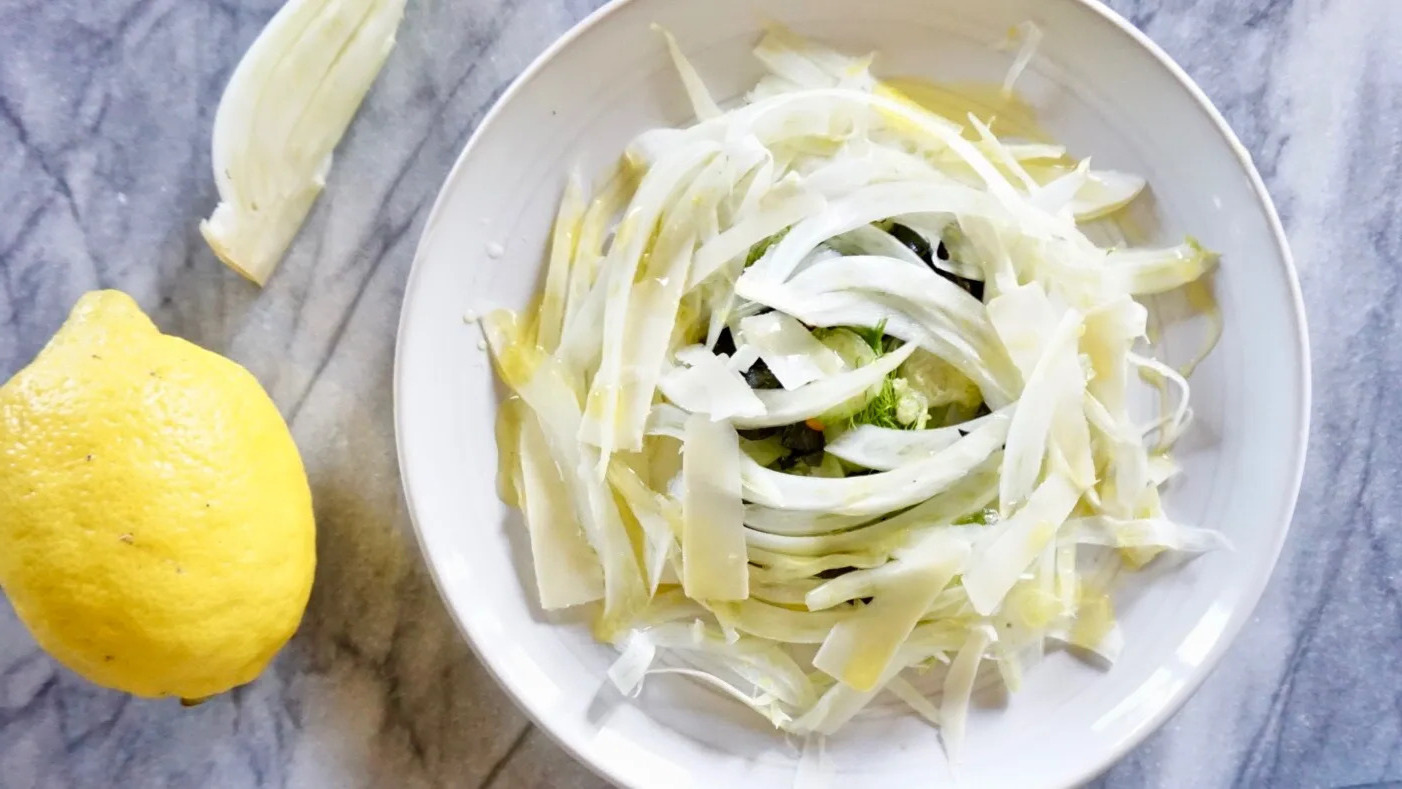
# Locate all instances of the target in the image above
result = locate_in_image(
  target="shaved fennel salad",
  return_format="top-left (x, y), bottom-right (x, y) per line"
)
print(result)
top-left (482, 28), bottom-right (1225, 757)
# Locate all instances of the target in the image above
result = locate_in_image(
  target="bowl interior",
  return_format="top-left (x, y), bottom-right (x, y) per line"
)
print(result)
top-left (395, 0), bottom-right (1307, 786)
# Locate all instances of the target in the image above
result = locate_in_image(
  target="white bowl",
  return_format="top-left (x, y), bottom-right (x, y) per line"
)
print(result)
top-left (394, 0), bottom-right (1310, 785)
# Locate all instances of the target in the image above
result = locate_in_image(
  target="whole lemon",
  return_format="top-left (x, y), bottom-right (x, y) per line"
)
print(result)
top-left (0, 290), bottom-right (315, 700)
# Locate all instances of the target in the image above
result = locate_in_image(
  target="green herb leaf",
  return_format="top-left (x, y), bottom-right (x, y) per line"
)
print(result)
top-left (854, 318), bottom-right (888, 355)
top-left (847, 376), bottom-right (901, 429)
top-left (744, 229), bottom-right (789, 267)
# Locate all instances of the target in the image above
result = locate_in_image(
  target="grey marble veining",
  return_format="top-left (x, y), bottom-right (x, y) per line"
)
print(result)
top-left (0, 0), bottom-right (1398, 787)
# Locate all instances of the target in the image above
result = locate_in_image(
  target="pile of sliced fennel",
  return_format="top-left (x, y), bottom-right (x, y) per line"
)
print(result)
top-left (482, 28), bottom-right (1226, 762)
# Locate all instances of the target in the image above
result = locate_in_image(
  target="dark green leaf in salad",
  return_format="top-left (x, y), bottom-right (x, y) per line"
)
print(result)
top-left (742, 359), bottom-right (783, 390)
top-left (778, 422), bottom-right (825, 453)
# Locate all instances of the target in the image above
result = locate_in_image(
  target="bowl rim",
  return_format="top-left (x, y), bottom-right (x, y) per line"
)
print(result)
top-left (392, 0), bottom-right (1312, 785)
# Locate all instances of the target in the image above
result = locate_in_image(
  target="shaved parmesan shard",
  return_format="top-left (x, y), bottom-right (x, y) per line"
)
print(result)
top-left (813, 533), bottom-right (968, 691)
top-left (518, 413), bottom-right (604, 609)
top-left (963, 474), bottom-right (1083, 615)
top-left (659, 350), bottom-right (766, 421)
top-left (482, 311), bottom-right (646, 637)
top-left (682, 415), bottom-right (749, 600)
top-left (940, 625), bottom-right (994, 760)
top-left (739, 312), bottom-right (845, 389)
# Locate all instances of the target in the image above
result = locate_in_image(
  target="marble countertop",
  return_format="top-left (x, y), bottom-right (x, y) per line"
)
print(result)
top-left (2, 0), bottom-right (1399, 786)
